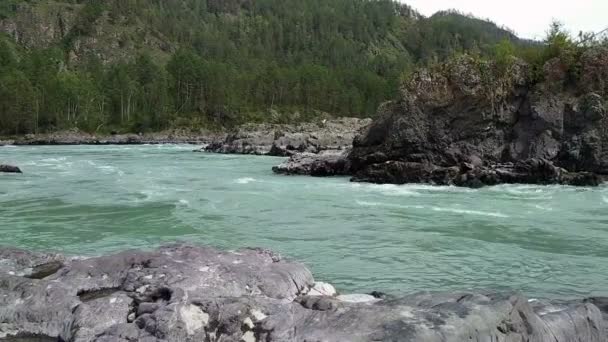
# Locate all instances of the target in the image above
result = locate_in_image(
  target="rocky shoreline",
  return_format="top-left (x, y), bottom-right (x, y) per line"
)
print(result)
top-left (0, 130), bottom-right (222, 146)
top-left (199, 117), bottom-right (371, 157)
top-left (0, 244), bottom-right (605, 341)
top-left (0, 118), bottom-right (370, 150)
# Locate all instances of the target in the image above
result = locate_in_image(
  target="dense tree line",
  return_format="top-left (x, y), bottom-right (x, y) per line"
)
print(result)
top-left (0, 0), bottom-right (554, 135)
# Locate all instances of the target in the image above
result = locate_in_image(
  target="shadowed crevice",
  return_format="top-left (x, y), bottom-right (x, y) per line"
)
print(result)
top-left (0, 333), bottom-right (60, 342)
top-left (77, 287), bottom-right (120, 302)
top-left (24, 261), bottom-right (64, 280)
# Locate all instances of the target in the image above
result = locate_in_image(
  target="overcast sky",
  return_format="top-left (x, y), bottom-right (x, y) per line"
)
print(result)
top-left (403, 0), bottom-right (608, 40)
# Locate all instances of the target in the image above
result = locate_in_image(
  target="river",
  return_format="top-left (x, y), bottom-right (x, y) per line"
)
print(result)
top-left (1, 145), bottom-right (608, 299)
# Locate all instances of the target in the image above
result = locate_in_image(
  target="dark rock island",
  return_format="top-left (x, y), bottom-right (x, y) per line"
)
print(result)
top-left (0, 165), bottom-right (21, 173)
top-left (0, 244), bottom-right (606, 341)
top-left (276, 47), bottom-right (608, 187)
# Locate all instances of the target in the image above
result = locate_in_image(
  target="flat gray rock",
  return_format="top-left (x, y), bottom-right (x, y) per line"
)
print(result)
top-left (272, 150), bottom-right (351, 176)
top-left (0, 244), bottom-right (605, 341)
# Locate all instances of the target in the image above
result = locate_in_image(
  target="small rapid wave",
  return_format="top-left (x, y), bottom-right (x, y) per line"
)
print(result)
top-left (603, 196), bottom-right (608, 204)
top-left (430, 206), bottom-right (508, 218)
top-left (349, 183), bottom-right (420, 197)
top-left (355, 200), bottom-right (508, 218)
top-left (41, 157), bottom-right (67, 163)
top-left (490, 184), bottom-right (551, 194)
top-left (400, 184), bottom-right (476, 193)
top-left (486, 184), bottom-right (556, 201)
top-left (154, 144), bottom-right (199, 151)
top-left (534, 204), bottom-right (553, 211)
top-left (177, 199), bottom-right (191, 207)
top-left (97, 165), bottom-right (125, 176)
top-left (137, 189), bottom-right (166, 202)
top-left (236, 177), bottom-right (256, 184)
top-left (355, 200), bottom-right (423, 210)
top-left (375, 184), bottom-right (421, 197)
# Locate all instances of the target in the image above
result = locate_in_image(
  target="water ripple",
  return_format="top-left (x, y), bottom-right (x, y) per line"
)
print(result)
top-left (1, 145), bottom-right (608, 298)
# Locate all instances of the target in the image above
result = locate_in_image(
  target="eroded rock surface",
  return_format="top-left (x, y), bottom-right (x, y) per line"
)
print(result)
top-left (351, 158), bottom-right (602, 187)
top-left (0, 244), bottom-right (606, 341)
top-left (347, 47), bottom-right (608, 187)
top-left (272, 150), bottom-right (351, 176)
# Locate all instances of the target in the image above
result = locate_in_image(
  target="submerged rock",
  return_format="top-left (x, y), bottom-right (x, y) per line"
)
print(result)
top-left (0, 164), bottom-right (22, 173)
top-left (0, 244), bottom-right (606, 341)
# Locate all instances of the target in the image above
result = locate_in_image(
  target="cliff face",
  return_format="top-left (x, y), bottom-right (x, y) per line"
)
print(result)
top-left (349, 47), bottom-right (608, 185)
top-left (0, 2), bottom-right (173, 64)
top-left (0, 2), bottom-right (76, 48)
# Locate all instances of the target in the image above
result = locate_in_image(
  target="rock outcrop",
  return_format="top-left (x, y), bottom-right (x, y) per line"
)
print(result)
top-left (0, 164), bottom-right (21, 173)
top-left (345, 47), bottom-right (608, 186)
top-left (0, 244), bottom-right (606, 341)
top-left (351, 158), bottom-right (602, 187)
top-left (204, 118), bottom-right (371, 156)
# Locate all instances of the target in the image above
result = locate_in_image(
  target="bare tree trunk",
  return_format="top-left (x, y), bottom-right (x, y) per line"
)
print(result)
top-left (121, 93), bottom-right (124, 123)
top-left (35, 99), bottom-right (39, 134)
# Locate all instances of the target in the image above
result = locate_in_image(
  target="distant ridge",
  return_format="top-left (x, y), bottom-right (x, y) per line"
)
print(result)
top-left (0, 0), bottom-right (532, 135)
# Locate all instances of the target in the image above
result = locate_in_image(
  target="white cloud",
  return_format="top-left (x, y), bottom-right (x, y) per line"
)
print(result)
top-left (402, 0), bottom-right (608, 40)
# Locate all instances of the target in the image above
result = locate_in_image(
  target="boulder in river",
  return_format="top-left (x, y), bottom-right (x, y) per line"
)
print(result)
top-left (272, 150), bottom-right (351, 176)
top-left (0, 164), bottom-right (22, 173)
top-left (0, 244), bottom-right (606, 341)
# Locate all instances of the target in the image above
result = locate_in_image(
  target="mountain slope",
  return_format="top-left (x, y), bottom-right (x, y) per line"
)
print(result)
top-left (0, 0), bottom-right (529, 135)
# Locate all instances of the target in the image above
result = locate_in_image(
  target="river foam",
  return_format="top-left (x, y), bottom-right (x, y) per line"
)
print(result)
top-left (355, 200), bottom-right (508, 218)
top-left (236, 177), bottom-right (256, 184)
top-left (355, 200), bottom-right (424, 210)
top-left (430, 206), bottom-right (508, 218)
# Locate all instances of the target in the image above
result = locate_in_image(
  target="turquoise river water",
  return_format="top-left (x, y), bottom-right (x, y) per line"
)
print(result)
top-left (1, 145), bottom-right (608, 299)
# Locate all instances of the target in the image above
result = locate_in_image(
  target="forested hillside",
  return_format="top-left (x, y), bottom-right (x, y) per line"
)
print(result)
top-left (0, 0), bottom-right (526, 134)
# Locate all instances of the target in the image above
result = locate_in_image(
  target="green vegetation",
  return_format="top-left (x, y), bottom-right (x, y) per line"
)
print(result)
top-left (0, 0), bottom-right (547, 134)
top-left (489, 21), bottom-right (607, 84)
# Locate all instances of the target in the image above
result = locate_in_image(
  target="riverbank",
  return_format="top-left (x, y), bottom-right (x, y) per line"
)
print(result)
top-left (1, 244), bottom-right (605, 341)
top-left (0, 130), bottom-right (222, 146)
top-left (0, 118), bottom-right (370, 149)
